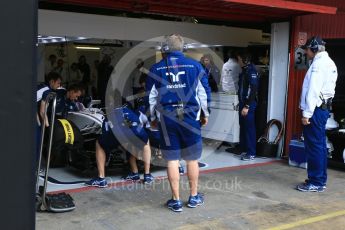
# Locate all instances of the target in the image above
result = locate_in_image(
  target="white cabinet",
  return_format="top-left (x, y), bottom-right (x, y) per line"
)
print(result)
top-left (202, 93), bottom-right (240, 143)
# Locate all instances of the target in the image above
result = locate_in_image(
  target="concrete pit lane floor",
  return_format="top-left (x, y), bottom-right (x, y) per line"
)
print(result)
top-left (36, 161), bottom-right (345, 230)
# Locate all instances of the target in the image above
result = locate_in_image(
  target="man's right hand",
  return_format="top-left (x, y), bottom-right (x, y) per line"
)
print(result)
top-left (302, 117), bottom-right (310, 126)
top-left (241, 107), bottom-right (249, 117)
top-left (200, 117), bottom-right (208, 126)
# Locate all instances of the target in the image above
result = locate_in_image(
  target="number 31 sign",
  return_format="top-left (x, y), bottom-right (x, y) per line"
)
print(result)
top-left (295, 32), bottom-right (309, 70)
top-left (294, 47), bottom-right (308, 70)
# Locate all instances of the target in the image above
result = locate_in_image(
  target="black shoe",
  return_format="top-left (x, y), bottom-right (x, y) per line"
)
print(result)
top-left (143, 173), bottom-right (154, 184)
top-left (304, 179), bottom-right (326, 189)
top-left (198, 162), bottom-right (208, 168)
top-left (187, 193), bottom-right (204, 208)
top-left (167, 199), bottom-right (183, 212)
top-left (296, 183), bottom-right (325, 192)
top-left (226, 146), bottom-right (242, 154)
top-left (178, 166), bottom-right (184, 175)
top-left (241, 154), bottom-right (255, 161)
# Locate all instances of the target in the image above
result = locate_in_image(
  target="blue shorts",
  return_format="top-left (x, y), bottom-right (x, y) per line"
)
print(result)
top-left (98, 121), bottom-right (120, 156)
top-left (128, 125), bottom-right (149, 148)
top-left (146, 128), bottom-right (161, 149)
top-left (159, 117), bottom-right (202, 161)
top-left (98, 120), bottom-right (148, 156)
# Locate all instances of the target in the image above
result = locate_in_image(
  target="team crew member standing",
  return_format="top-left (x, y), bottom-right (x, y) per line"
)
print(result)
top-left (297, 36), bottom-right (338, 192)
top-left (146, 34), bottom-right (211, 212)
top-left (221, 50), bottom-right (242, 94)
top-left (237, 51), bottom-right (259, 161)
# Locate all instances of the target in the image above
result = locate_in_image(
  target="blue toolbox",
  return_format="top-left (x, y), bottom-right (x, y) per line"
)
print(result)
top-left (289, 139), bottom-right (307, 169)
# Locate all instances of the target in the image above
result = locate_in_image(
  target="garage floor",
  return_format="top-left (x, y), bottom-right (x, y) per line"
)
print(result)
top-left (39, 144), bottom-right (273, 193)
top-left (36, 161), bottom-right (345, 230)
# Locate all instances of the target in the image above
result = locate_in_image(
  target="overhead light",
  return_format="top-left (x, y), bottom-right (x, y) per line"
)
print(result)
top-left (75, 46), bottom-right (100, 50)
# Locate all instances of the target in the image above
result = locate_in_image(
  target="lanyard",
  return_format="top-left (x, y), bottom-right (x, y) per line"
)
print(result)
top-left (164, 56), bottom-right (184, 106)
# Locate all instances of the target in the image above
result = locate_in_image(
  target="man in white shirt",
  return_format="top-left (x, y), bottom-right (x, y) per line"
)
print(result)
top-left (52, 59), bottom-right (67, 84)
top-left (297, 36), bottom-right (338, 192)
top-left (221, 51), bottom-right (242, 93)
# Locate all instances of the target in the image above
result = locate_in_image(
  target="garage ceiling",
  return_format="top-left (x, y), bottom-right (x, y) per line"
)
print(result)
top-left (40, 0), bottom-right (337, 23)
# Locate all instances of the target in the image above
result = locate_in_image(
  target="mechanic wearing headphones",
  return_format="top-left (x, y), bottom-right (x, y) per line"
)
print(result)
top-left (237, 50), bottom-right (259, 161)
top-left (146, 34), bottom-right (211, 212)
top-left (297, 36), bottom-right (338, 192)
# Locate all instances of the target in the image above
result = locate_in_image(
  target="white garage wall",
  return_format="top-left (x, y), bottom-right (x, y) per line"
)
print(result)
top-left (267, 22), bottom-right (290, 156)
top-left (38, 10), bottom-right (263, 47)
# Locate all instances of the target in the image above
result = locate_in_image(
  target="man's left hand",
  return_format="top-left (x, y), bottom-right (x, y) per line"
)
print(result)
top-left (302, 117), bottom-right (310, 125)
top-left (150, 119), bottom-right (158, 129)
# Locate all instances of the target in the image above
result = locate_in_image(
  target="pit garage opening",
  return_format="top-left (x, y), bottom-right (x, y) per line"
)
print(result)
top-left (36, 10), bottom-right (280, 193)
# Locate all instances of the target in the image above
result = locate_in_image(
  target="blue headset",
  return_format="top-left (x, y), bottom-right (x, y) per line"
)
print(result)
top-left (161, 43), bottom-right (170, 53)
top-left (160, 43), bottom-right (188, 53)
top-left (306, 36), bottom-right (326, 53)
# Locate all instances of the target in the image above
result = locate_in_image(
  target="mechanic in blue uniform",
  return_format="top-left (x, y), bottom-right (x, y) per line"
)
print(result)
top-left (136, 97), bottom-right (162, 153)
top-left (85, 102), bottom-right (154, 188)
top-left (63, 84), bottom-right (83, 114)
top-left (237, 50), bottom-right (259, 161)
top-left (36, 72), bottom-right (62, 160)
top-left (38, 72), bottom-right (62, 120)
top-left (121, 99), bottom-right (154, 183)
top-left (146, 34), bottom-right (211, 212)
top-left (40, 82), bottom-right (82, 125)
top-left (297, 36), bottom-right (338, 192)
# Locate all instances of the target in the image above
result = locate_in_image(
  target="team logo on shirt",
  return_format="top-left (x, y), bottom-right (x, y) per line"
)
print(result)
top-left (166, 71), bottom-right (185, 82)
top-left (166, 71), bottom-right (186, 89)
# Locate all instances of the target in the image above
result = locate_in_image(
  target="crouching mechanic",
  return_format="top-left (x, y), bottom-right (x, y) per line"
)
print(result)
top-left (85, 103), bottom-right (154, 188)
top-left (146, 34), bottom-right (211, 212)
top-left (297, 36), bottom-right (338, 192)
